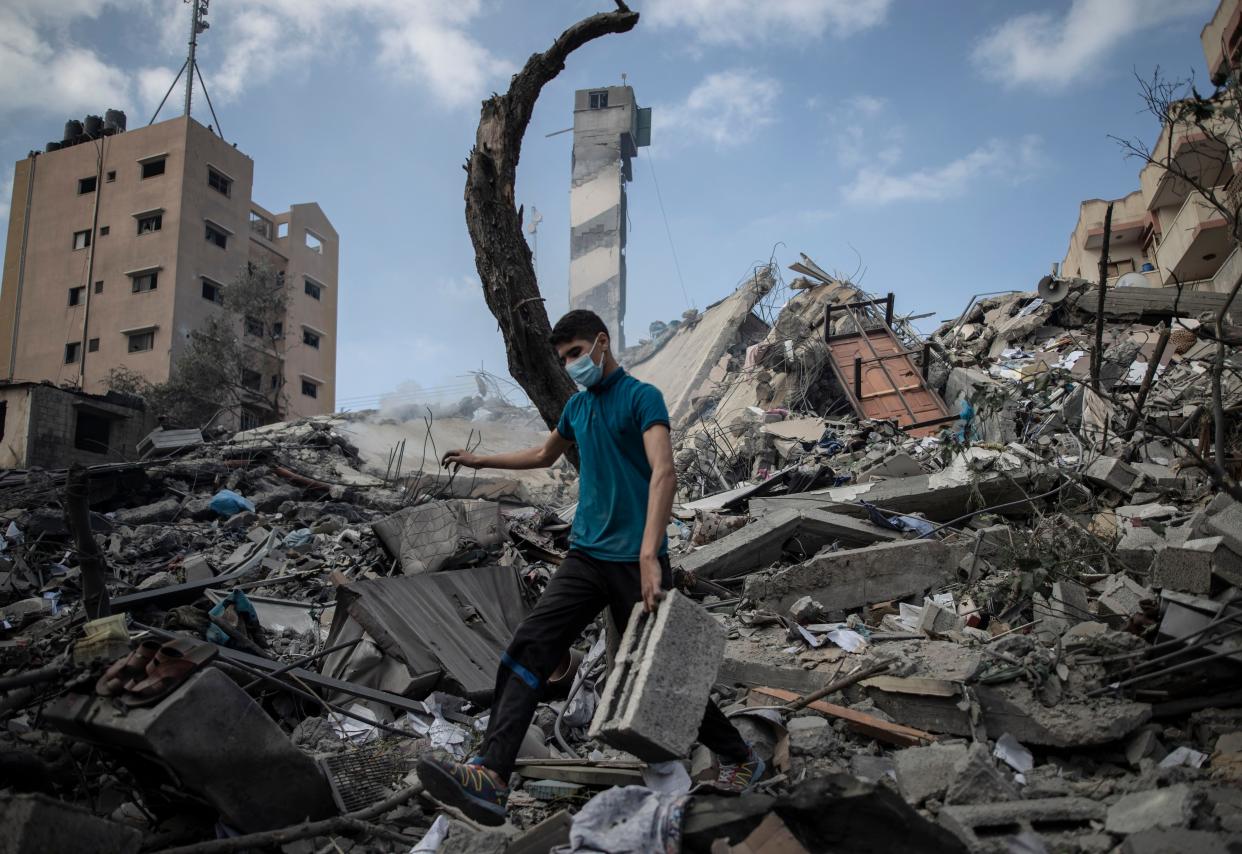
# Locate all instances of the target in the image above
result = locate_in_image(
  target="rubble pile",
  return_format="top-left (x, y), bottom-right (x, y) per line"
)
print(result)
top-left (1, 262), bottom-right (1241, 853)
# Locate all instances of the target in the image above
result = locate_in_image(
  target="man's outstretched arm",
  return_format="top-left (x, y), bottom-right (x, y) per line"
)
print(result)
top-left (442, 430), bottom-right (571, 471)
top-left (639, 423), bottom-right (676, 612)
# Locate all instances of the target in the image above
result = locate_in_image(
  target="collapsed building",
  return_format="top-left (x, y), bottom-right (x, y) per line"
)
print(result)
top-left (0, 246), bottom-right (1240, 853)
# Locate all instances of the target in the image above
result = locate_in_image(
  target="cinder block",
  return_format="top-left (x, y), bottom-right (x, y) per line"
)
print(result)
top-left (1207, 500), bottom-right (1242, 555)
top-left (939, 797), bottom-right (1105, 851)
top-left (1116, 525), bottom-right (1165, 573)
top-left (590, 590), bottom-right (725, 761)
top-left (44, 667), bottom-right (336, 832)
top-left (1152, 539), bottom-right (1217, 594)
top-left (1084, 456), bottom-right (1142, 495)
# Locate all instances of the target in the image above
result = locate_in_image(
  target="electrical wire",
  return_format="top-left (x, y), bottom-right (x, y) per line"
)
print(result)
top-left (640, 147), bottom-right (694, 311)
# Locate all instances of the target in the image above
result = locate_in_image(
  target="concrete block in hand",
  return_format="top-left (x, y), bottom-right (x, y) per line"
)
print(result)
top-left (589, 590), bottom-right (725, 761)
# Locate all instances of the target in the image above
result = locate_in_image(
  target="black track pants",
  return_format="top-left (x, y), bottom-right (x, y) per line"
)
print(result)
top-left (478, 550), bottom-right (749, 778)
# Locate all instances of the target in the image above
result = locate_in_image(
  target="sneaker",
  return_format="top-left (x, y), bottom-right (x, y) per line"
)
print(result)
top-left (714, 745), bottom-right (766, 793)
top-left (417, 753), bottom-right (509, 826)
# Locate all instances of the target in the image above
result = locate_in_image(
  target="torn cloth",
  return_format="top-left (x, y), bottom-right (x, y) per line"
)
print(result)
top-left (553, 786), bottom-right (689, 854)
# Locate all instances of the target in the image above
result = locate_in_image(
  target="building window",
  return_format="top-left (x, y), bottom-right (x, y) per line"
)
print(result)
top-left (68, 286), bottom-right (84, 306)
top-left (241, 368), bottom-right (262, 391)
top-left (99, 225), bottom-right (109, 236)
top-left (208, 167), bottom-right (232, 196)
top-left (244, 316), bottom-right (264, 337)
top-left (0, 400), bottom-right (6, 441)
top-left (249, 211), bottom-right (273, 239)
top-left (73, 230), bottom-right (91, 250)
top-left (78, 176), bottom-right (97, 194)
top-left (64, 341), bottom-right (81, 364)
top-left (302, 329), bottom-right (320, 349)
top-left (271, 321), bottom-right (283, 339)
top-left (304, 280), bottom-right (321, 300)
top-left (205, 223), bottom-right (228, 249)
top-left (88, 338), bottom-right (99, 352)
top-left (301, 379), bottom-right (318, 398)
top-left (136, 213), bottom-right (162, 235)
top-left (270, 374), bottom-right (281, 390)
top-left (589, 90), bottom-right (608, 109)
top-left (105, 170), bottom-right (116, 182)
top-left (202, 279), bottom-right (223, 304)
top-left (74, 411), bottom-right (111, 454)
top-left (132, 272), bottom-right (158, 293)
top-left (94, 281), bottom-right (103, 294)
top-left (127, 330), bottom-right (155, 353)
top-left (305, 230), bottom-right (323, 253)
top-left (141, 158), bottom-right (166, 179)
top-left (239, 409), bottom-right (261, 430)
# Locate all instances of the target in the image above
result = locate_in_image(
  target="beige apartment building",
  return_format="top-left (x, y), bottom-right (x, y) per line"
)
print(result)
top-left (0, 114), bottom-right (338, 427)
top-left (1061, 0), bottom-right (1242, 294)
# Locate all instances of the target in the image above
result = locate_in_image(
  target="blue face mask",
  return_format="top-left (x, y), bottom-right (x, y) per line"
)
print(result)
top-left (566, 336), bottom-right (604, 389)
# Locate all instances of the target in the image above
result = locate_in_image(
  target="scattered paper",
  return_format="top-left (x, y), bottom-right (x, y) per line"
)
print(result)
top-left (994, 733), bottom-right (1034, 773)
top-left (642, 760), bottom-right (692, 796)
top-left (1158, 746), bottom-right (1208, 768)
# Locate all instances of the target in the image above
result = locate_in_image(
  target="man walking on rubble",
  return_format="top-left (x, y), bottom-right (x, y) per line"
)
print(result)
top-left (416, 309), bottom-right (764, 826)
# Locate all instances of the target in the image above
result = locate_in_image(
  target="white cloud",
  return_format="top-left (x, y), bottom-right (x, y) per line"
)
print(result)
top-left (657, 69), bottom-right (781, 149)
top-left (645, 0), bottom-right (891, 46)
top-left (829, 94), bottom-right (903, 169)
top-left (974, 0), bottom-right (1213, 89)
top-left (0, 175), bottom-right (12, 223)
top-left (0, 8), bottom-right (139, 115)
top-left (0, 0), bottom-right (510, 120)
top-left (844, 135), bottom-right (1044, 205)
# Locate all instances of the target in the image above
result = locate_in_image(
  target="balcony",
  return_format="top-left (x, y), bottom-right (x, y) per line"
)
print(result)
top-left (1140, 128), bottom-right (1234, 212)
top-left (1153, 191), bottom-right (1231, 284)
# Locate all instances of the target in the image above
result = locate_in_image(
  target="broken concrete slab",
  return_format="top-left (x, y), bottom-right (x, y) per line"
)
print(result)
top-left (1120, 829), bottom-right (1239, 854)
top-left (590, 590), bottom-right (725, 761)
top-left (893, 741), bottom-right (969, 805)
top-left (111, 497), bottom-right (181, 526)
top-left (944, 742), bottom-right (1020, 806)
top-left (1205, 498), bottom-right (1242, 555)
top-left (939, 797), bottom-right (1105, 852)
top-left (675, 507), bottom-right (899, 581)
top-left (371, 498), bottom-right (503, 575)
top-left (0, 792), bottom-right (142, 854)
top-left (749, 462), bottom-right (1048, 524)
top-left (1106, 784), bottom-right (1198, 834)
top-left (43, 667), bottom-right (336, 833)
top-left (786, 715), bottom-right (835, 757)
top-left (628, 273), bottom-right (772, 428)
top-left (742, 539), bottom-right (950, 616)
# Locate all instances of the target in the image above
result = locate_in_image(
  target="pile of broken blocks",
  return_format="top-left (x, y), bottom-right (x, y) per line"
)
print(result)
top-left (0, 262), bottom-right (1240, 853)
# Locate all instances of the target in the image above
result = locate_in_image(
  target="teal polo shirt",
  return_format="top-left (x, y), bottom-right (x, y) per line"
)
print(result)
top-left (556, 368), bottom-right (670, 561)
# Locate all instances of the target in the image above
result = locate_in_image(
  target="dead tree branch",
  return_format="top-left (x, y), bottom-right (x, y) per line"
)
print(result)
top-left (464, 2), bottom-right (639, 446)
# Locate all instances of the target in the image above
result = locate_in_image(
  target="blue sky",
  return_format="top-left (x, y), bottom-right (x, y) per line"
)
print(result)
top-left (0, 0), bottom-right (1217, 409)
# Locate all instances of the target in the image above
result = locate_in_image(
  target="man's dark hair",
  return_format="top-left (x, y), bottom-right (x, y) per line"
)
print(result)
top-left (550, 310), bottom-right (609, 347)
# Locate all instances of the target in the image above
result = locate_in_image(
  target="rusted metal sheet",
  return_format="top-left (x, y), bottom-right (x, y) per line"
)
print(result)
top-left (822, 300), bottom-right (952, 437)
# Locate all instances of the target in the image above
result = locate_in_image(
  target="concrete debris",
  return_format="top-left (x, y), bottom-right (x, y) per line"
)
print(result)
top-left (2, 242), bottom-right (1241, 853)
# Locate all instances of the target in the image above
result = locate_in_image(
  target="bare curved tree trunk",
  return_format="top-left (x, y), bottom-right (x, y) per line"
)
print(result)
top-left (464, 2), bottom-right (639, 439)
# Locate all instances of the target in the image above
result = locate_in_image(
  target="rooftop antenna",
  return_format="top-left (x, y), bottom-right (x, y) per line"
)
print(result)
top-left (148, 0), bottom-right (224, 139)
top-left (526, 207), bottom-right (544, 282)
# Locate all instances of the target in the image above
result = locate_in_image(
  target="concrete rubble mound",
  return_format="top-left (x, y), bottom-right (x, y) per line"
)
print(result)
top-left (1, 256), bottom-right (1241, 852)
